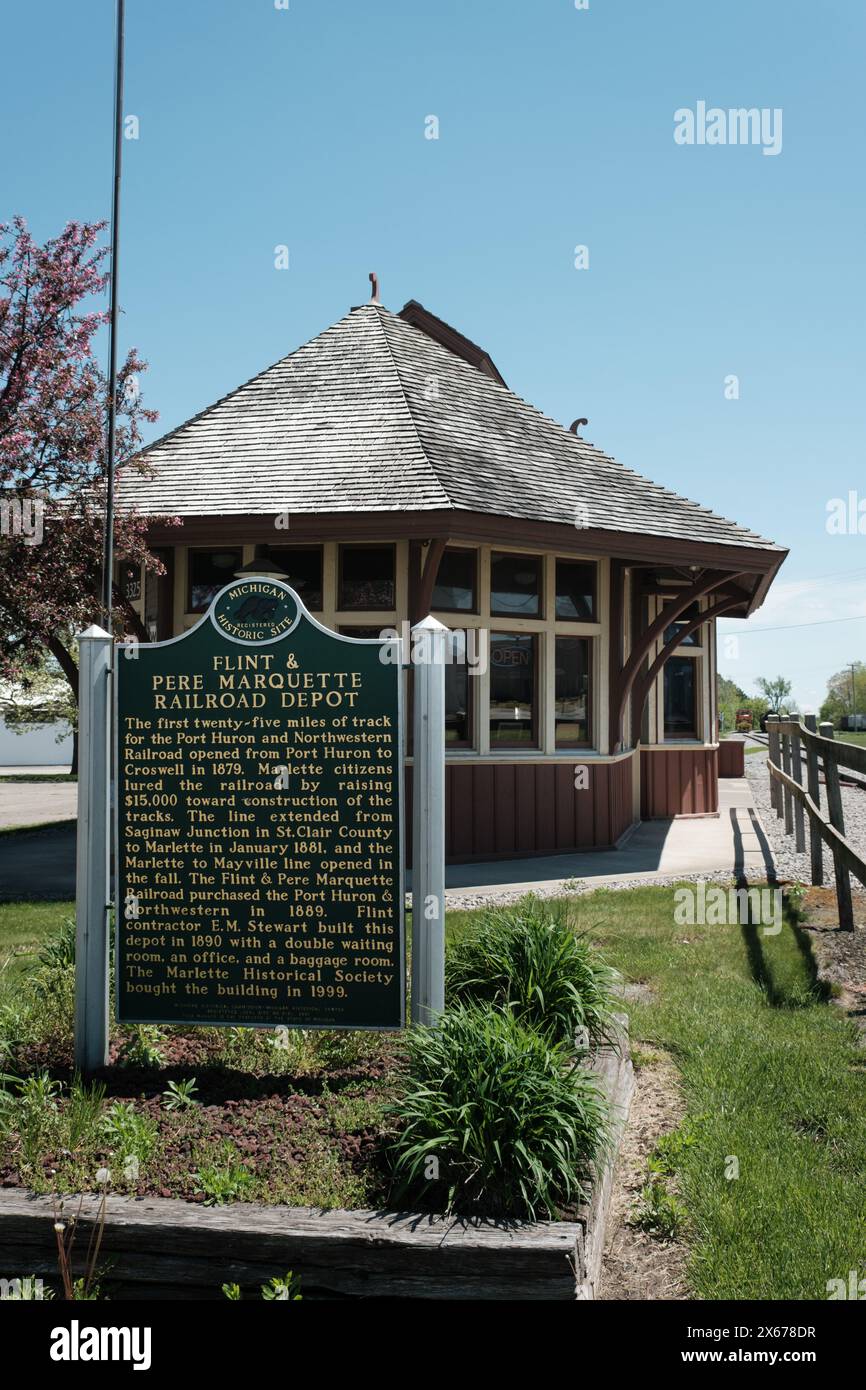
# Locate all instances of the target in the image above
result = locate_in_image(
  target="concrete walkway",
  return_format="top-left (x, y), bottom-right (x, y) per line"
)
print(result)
top-left (443, 778), bottom-right (776, 899)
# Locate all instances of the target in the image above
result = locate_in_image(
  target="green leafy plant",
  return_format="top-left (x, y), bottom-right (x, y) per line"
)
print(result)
top-left (101, 1102), bottom-right (158, 1171)
top-left (261, 1272), bottom-right (302, 1301)
top-left (38, 918), bottom-right (77, 970)
top-left (194, 1141), bottom-right (254, 1206)
top-left (161, 1078), bottom-right (199, 1111)
top-left (646, 1120), bottom-right (702, 1178)
top-left (117, 1025), bottom-right (166, 1069)
top-left (2, 1071), bottom-right (62, 1168)
top-left (630, 1179), bottom-right (688, 1240)
top-left (65, 1077), bottom-right (106, 1150)
top-left (389, 1003), bottom-right (608, 1219)
top-left (222, 1271), bottom-right (302, 1300)
top-left (445, 897), bottom-right (618, 1047)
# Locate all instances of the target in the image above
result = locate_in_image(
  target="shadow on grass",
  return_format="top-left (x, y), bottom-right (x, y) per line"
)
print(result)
top-left (736, 893), bottom-right (831, 1009)
top-left (729, 808), bottom-right (830, 1008)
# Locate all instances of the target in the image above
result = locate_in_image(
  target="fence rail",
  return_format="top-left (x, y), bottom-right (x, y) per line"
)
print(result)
top-left (766, 715), bottom-right (866, 930)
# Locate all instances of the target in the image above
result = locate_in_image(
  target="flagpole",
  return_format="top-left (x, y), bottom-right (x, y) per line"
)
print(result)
top-left (101, 0), bottom-right (126, 623)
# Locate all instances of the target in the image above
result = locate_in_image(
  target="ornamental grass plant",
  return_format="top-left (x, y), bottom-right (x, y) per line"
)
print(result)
top-left (444, 896), bottom-right (618, 1048)
top-left (389, 1003), bottom-right (608, 1220)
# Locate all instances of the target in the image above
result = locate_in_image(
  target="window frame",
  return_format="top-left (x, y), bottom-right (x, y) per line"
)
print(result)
top-left (553, 634), bottom-right (593, 749)
top-left (488, 629), bottom-right (540, 751)
top-left (489, 550), bottom-right (545, 621)
top-left (431, 545), bottom-right (479, 615)
top-left (337, 542), bottom-right (397, 612)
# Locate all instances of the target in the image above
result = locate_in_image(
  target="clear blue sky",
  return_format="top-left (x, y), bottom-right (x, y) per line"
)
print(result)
top-left (3, 0), bottom-right (865, 711)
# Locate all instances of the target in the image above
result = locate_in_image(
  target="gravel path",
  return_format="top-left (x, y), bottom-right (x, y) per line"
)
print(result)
top-left (744, 749), bottom-right (866, 888)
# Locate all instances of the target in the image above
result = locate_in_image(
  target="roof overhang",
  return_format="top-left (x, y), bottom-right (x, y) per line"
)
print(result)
top-left (141, 507), bottom-right (786, 619)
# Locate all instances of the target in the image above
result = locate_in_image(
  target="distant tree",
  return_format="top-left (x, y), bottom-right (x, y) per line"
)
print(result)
top-left (0, 216), bottom-right (176, 769)
top-left (819, 661), bottom-right (866, 726)
top-left (756, 676), bottom-right (794, 715)
top-left (717, 674), bottom-right (748, 733)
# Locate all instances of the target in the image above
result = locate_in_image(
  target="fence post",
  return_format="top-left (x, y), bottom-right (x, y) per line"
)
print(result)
top-left (411, 616), bottom-right (447, 1025)
top-left (781, 722), bottom-right (793, 836)
top-left (803, 714), bottom-right (823, 886)
top-left (74, 625), bottom-right (112, 1076)
top-left (766, 715), bottom-right (782, 817)
top-left (790, 722), bottom-right (806, 854)
top-left (819, 720), bottom-right (854, 931)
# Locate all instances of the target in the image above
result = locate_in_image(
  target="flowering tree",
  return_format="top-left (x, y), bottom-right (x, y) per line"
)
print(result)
top-left (0, 216), bottom-right (174, 761)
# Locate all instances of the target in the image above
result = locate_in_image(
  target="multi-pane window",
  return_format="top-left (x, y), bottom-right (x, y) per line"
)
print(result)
top-left (188, 548), bottom-right (242, 612)
top-left (432, 547), bottom-right (477, 612)
top-left (554, 637), bottom-right (591, 746)
top-left (490, 552), bottom-right (542, 618)
top-left (338, 545), bottom-right (395, 610)
top-left (258, 546), bottom-right (323, 610)
top-left (555, 560), bottom-right (596, 622)
top-left (489, 632), bottom-right (537, 747)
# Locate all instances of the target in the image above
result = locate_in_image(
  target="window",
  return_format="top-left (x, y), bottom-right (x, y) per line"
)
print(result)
top-left (258, 546), bottom-right (323, 609)
top-left (554, 637), bottom-right (591, 746)
top-left (664, 656), bottom-right (698, 738)
top-left (664, 601), bottom-right (701, 647)
top-left (337, 626), bottom-right (386, 639)
top-left (489, 632), bottom-right (537, 747)
top-left (188, 548), bottom-right (242, 613)
top-left (432, 547), bottom-right (477, 612)
top-left (555, 560), bottom-right (596, 622)
top-left (338, 545), bottom-right (395, 610)
top-left (490, 552), bottom-right (542, 618)
top-left (445, 630), bottom-right (473, 746)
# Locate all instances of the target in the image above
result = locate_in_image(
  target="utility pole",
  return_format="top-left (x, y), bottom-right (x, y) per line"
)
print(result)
top-left (101, 0), bottom-right (126, 625)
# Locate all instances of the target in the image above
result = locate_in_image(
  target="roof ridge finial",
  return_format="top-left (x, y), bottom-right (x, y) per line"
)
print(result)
top-left (369, 271), bottom-right (380, 305)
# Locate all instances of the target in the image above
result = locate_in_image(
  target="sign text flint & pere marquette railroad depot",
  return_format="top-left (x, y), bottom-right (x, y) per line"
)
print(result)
top-left (115, 581), bottom-right (404, 1030)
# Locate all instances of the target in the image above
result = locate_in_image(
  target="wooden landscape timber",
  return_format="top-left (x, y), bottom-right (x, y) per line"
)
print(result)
top-left (0, 1028), bottom-right (634, 1301)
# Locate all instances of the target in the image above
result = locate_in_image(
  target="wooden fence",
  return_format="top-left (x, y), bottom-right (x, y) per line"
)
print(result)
top-left (766, 715), bottom-right (866, 929)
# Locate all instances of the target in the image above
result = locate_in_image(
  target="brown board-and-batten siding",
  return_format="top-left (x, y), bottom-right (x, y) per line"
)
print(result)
top-left (640, 747), bottom-right (719, 819)
top-left (405, 755), bottom-right (636, 864)
top-left (718, 740), bottom-right (746, 777)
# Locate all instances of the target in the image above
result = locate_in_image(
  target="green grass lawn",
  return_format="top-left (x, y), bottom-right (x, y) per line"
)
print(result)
top-left (452, 888), bottom-right (866, 1300)
top-left (837, 731), bottom-right (866, 748)
top-left (0, 900), bottom-right (72, 1004)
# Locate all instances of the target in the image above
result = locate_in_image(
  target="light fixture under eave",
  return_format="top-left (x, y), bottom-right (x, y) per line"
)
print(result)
top-left (234, 555), bottom-right (289, 580)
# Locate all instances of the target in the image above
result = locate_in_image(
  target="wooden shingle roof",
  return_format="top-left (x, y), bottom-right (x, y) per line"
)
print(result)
top-left (120, 302), bottom-right (782, 553)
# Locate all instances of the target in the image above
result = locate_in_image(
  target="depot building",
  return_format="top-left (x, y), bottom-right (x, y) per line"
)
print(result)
top-left (118, 291), bottom-right (786, 863)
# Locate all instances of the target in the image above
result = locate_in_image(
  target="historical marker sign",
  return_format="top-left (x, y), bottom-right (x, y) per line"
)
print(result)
top-left (115, 579), bottom-right (404, 1030)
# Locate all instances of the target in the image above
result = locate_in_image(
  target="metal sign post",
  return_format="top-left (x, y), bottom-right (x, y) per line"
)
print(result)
top-left (411, 615), bottom-right (447, 1025)
top-left (74, 626), bottom-right (113, 1075)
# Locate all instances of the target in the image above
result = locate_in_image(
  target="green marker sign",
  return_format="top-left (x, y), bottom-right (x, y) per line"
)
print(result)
top-left (115, 579), bottom-right (404, 1030)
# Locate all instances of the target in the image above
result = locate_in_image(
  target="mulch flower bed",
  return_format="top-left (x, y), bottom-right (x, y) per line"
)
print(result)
top-left (0, 1027), bottom-right (404, 1209)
